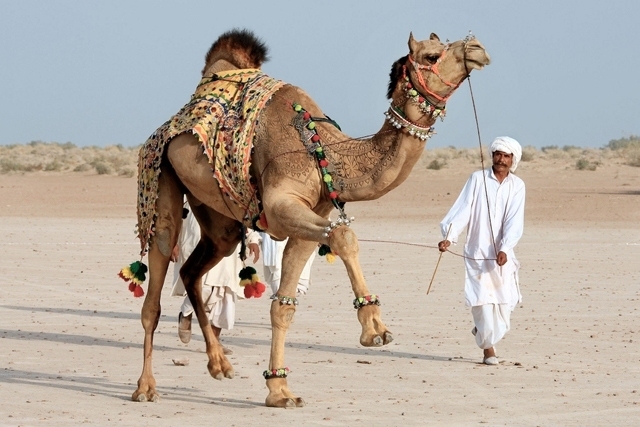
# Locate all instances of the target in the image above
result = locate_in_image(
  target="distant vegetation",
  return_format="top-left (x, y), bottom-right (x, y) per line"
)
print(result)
top-left (420, 136), bottom-right (640, 172)
top-left (1, 136), bottom-right (640, 175)
top-left (0, 141), bottom-right (138, 176)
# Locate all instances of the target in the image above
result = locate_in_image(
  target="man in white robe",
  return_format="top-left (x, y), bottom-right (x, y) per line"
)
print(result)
top-left (259, 232), bottom-right (315, 296)
top-left (438, 136), bottom-right (526, 365)
top-left (171, 202), bottom-right (260, 353)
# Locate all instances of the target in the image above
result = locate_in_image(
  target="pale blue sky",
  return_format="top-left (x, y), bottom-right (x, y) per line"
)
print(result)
top-left (1, 0), bottom-right (638, 149)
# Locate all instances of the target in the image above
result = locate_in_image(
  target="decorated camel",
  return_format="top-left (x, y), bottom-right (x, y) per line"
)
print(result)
top-left (123, 29), bottom-right (490, 406)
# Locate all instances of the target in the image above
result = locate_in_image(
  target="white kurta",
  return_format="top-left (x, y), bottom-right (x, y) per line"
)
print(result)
top-left (259, 232), bottom-right (315, 295)
top-left (170, 206), bottom-right (260, 329)
top-left (440, 168), bottom-right (525, 309)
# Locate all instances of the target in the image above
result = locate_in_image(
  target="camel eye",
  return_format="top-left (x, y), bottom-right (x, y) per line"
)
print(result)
top-left (424, 54), bottom-right (439, 64)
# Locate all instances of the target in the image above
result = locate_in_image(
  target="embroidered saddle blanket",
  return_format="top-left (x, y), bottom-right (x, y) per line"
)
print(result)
top-left (136, 68), bottom-right (284, 256)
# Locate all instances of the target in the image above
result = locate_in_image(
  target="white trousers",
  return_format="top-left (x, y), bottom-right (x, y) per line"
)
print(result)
top-left (181, 285), bottom-right (236, 330)
top-left (264, 252), bottom-right (315, 295)
top-left (471, 303), bottom-right (511, 349)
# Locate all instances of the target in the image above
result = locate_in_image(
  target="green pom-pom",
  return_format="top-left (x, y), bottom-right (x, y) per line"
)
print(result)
top-left (239, 266), bottom-right (257, 280)
top-left (318, 244), bottom-right (331, 256)
top-left (293, 103), bottom-right (302, 112)
top-left (129, 261), bottom-right (148, 282)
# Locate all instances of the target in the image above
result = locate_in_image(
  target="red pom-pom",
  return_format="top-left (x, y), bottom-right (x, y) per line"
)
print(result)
top-left (128, 282), bottom-right (136, 292)
top-left (303, 112), bottom-right (311, 120)
top-left (406, 82), bottom-right (413, 89)
top-left (311, 134), bottom-right (320, 142)
top-left (244, 285), bottom-right (256, 299)
top-left (319, 159), bottom-right (329, 167)
top-left (329, 191), bottom-right (338, 199)
top-left (133, 285), bottom-right (145, 298)
top-left (254, 282), bottom-right (266, 298)
top-left (418, 96), bottom-right (424, 103)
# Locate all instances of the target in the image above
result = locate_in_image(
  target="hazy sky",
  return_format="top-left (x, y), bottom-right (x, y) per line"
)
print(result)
top-left (1, 0), bottom-right (638, 149)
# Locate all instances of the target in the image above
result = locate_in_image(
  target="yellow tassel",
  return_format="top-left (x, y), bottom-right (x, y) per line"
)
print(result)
top-left (251, 273), bottom-right (260, 283)
top-left (239, 278), bottom-right (252, 287)
top-left (119, 266), bottom-right (134, 280)
top-left (326, 253), bottom-right (336, 264)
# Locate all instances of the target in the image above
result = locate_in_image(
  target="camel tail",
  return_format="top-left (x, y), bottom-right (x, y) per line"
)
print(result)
top-left (202, 28), bottom-right (269, 75)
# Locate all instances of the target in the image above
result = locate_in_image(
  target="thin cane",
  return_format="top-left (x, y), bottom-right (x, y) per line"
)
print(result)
top-left (427, 223), bottom-right (452, 295)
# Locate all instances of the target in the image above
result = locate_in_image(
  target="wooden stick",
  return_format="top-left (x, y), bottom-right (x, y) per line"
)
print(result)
top-left (427, 224), bottom-right (452, 295)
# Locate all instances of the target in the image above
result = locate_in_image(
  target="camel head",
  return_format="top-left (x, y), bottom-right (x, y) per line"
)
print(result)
top-left (387, 32), bottom-right (490, 111)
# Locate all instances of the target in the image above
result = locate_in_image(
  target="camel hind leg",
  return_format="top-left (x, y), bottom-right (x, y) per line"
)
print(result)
top-left (181, 201), bottom-right (241, 380)
top-left (132, 161), bottom-right (183, 402)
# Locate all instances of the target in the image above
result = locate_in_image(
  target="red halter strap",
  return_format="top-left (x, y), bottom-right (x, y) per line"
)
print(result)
top-left (407, 46), bottom-right (465, 104)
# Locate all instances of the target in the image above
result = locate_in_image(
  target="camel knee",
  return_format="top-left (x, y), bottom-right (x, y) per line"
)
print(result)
top-left (270, 302), bottom-right (296, 329)
top-left (328, 226), bottom-right (359, 258)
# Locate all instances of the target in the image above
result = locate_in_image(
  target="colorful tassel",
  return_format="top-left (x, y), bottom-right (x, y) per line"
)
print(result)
top-left (318, 244), bottom-right (336, 263)
top-left (239, 266), bottom-right (266, 298)
top-left (118, 260), bottom-right (147, 298)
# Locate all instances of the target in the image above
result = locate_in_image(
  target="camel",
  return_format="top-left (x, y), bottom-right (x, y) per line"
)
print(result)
top-left (128, 28), bottom-right (490, 407)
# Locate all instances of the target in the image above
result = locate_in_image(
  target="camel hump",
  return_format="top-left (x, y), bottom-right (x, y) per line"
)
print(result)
top-left (202, 28), bottom-right (269, 75)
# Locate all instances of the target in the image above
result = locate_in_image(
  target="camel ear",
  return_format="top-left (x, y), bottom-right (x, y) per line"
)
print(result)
top-left (408, 32), bottom-right (419, 55)
top-left (430, 33), bottom-right (440, 41)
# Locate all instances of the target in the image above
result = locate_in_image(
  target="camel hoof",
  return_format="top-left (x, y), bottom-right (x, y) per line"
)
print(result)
top-left (383, 332), bottom-right (394, 344)
top-left (266, 397), bottom-right (306, 408)
top-left (224, 369), bottom-right (235, 379)
top-left (372, 335), bottom-right (383, 346)
top-left (213, 372), bottom-right (224, 381)
top-left (135, 394), bottom-right (147, 402)
top-left (132, 390), bottom-right (159, 403)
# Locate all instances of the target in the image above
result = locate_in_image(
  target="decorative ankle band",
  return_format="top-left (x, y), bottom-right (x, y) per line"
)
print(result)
top-left (270, 294), bottom-right (298, 306)
top-left (353, 294), bottom-right (381, 309)
top-left (263, 367), bottom-right (290, 379)
top-left (322, 214), bottom-right (355, 237)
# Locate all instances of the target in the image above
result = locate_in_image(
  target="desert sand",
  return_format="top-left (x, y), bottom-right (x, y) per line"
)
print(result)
top-left (1, 155), bottom-right (639, 427)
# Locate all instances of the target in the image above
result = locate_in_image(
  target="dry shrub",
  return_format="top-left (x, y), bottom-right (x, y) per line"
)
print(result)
top-left (427, 159), bottom-right (446, 170)
top-left (576, 158), bottom-right (597, 171)
top-left (520, 146), bottom-right (536, 162)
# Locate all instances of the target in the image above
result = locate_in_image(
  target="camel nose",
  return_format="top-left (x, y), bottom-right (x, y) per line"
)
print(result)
top-left (466, 39), bottom-right (491, 65)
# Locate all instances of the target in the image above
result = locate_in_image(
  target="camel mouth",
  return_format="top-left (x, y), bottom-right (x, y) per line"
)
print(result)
top-left (465, 57), bottom-right (491, 70)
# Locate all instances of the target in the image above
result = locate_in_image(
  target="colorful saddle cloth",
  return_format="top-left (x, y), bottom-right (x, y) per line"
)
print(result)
top-left (136, 69), bottom-right (285, 256)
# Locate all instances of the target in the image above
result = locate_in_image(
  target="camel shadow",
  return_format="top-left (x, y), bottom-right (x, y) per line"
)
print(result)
top-left (1, 305), bottom-right (471, 364)
top-left (0, 367), bottom-right (262, 406)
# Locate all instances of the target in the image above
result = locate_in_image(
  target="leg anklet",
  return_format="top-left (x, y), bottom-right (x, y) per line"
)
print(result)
top-left (270, 294), bottom-right (298, 306)
top-left (353, 294), bottom-right (381, 309)
top-left (263, 367), bottom-right (290, 379)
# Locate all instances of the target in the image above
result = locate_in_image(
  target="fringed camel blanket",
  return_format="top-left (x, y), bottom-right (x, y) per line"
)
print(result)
top-left (136, 68), bottom-right (284, 256)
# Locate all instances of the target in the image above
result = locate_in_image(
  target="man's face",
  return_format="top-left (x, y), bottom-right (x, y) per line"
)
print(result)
top-left (492, 150), bottom-right (513, 173)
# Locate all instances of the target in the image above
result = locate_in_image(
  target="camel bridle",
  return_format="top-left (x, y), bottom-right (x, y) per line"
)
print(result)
top-left (406, 34), bottom-right (477, 106)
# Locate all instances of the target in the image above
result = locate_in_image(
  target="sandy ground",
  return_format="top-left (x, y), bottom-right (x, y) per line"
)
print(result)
top-left (1, 157), bottom-right (639, 427)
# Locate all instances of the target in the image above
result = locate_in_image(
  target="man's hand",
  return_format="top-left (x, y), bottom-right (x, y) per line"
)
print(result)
top-left (248, 243), bottom-right (260, 263)
top-left (496, 251), bottom-right (507, 266)
top-left (438, 240), bottom-right (451, 252)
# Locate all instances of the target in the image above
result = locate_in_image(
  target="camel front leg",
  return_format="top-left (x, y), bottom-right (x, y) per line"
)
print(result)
top-left (328, 226), bottom-right (393, 347)
top-left (265, 299), bottom-right (305, 408)
top-left (264, 239), bottom-right (316, 408)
